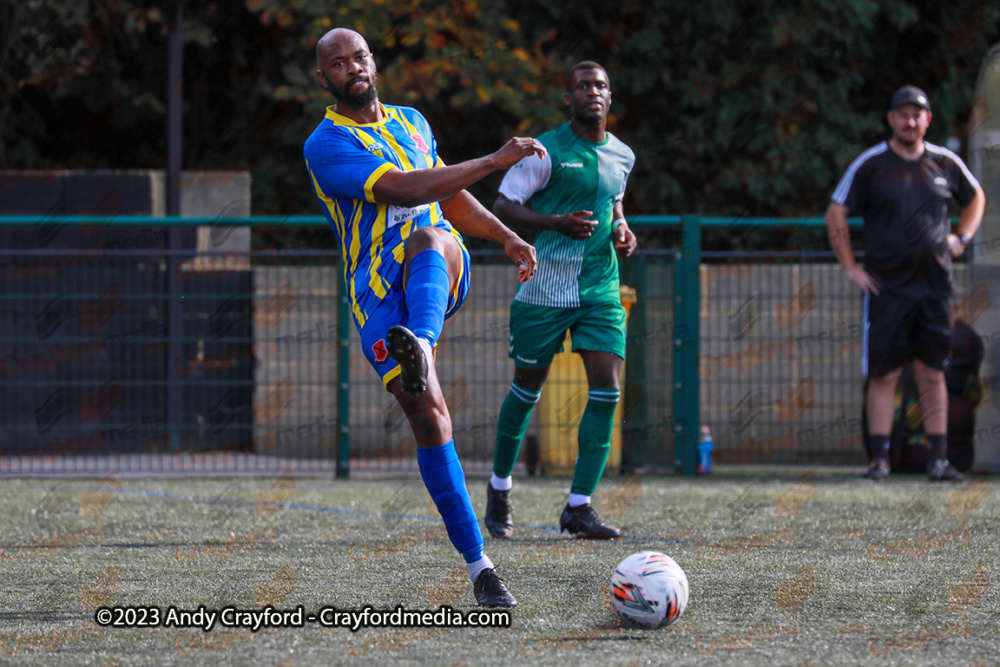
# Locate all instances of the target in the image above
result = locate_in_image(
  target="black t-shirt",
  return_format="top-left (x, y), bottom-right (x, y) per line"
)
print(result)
top-left (831, 142), bottom-right (980, 299)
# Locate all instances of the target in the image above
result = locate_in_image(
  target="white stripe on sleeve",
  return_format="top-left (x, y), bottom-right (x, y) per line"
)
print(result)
top-left (498, 152), bottom-right (551, 204)
top-left (925, 142), bottom-right (982, 191)
top-left (614, 171), bottom-right (629, 203)
top-left (832, 143), bottom-right (887, 205)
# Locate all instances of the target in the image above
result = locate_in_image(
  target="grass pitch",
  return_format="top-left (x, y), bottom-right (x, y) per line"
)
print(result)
top-left (0, 468), bottom-right (998, 666)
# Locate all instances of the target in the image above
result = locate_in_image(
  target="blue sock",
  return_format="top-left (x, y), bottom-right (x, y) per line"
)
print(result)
top-left (869, 434), bottom-right (890, 465)
top-left (406, 249), bottom-right (450, 346)
top-left (417, 440), bottom-right (484, 563)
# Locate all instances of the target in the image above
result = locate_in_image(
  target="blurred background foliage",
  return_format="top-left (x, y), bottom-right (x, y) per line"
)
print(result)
top-left (1, 0), bottom-right (998, 250)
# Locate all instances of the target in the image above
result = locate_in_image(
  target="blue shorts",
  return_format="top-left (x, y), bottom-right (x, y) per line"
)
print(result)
top-left (359, 244), bottom-right (470, 390)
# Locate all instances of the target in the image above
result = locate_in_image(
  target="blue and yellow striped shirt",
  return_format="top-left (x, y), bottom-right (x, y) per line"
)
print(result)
top-left (304, 103), bottom-right (462, 329)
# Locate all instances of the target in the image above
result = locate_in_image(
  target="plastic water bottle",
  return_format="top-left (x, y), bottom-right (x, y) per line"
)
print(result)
top-left (697, 426), bottom-right (713, 475)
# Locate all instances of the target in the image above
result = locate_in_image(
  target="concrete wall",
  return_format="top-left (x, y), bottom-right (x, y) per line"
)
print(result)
top-left (968, 43), bottom-right (1000, 473)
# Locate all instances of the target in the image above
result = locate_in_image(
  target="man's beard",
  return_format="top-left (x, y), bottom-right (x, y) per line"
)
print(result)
top-left (333, 75), bottom-right (379, 109)
top-left (894, 128), bottom-right (922, 148)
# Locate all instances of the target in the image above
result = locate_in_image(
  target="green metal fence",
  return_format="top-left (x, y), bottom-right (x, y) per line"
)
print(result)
top-left (693, 217), bottom-right (971, 468)
top-left (3, 213), bottom-right (962, 477)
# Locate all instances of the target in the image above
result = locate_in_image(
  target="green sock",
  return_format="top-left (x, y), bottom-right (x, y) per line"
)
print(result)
top-left (492, 381), bottom-right (541, 478)
top-left (571, 388), bottom-right (620, 496)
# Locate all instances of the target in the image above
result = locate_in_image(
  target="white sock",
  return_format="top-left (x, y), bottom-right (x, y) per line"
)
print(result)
top-left (568, 493), bottom-right (591, 508)
top-left (467, 555), bottom-right (495, 583)
top-left (490, 473), bottom-right (512, 491)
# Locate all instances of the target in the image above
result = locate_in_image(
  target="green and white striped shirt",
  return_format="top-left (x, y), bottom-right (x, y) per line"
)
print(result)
top-left (499, 122), bottom-right (634, 308)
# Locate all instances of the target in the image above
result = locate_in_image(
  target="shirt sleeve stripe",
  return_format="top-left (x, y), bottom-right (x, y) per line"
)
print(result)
top-left (307, 165), bottom-right (345, 241)
top-left (832, 143), bottom-right (887, 205)
top-left (925, 142), bottom-right (982, 191)
top-left (364, 162), bottom-right (395, 203)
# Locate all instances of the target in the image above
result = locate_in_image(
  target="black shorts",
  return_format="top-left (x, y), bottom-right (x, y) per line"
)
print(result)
top-left (862, 292), bottom-right (952, 377)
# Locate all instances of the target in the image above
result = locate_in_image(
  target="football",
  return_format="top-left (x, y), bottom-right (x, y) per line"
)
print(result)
top-left (610, 551), bottom-right (689, 629)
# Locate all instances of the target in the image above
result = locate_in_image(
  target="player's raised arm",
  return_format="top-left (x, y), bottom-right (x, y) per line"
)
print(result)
top-left (440, 190), bottom-right (537, 283)
top-left (371, 138), bottom-right (545, 208)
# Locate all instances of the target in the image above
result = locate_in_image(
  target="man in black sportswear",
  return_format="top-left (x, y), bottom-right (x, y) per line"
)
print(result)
top-left (826, 86), bottom-right (985, 482)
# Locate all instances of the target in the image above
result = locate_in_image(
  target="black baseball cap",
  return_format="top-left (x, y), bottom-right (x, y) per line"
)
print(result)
top-left (890, 86), bottom-right (931, 111)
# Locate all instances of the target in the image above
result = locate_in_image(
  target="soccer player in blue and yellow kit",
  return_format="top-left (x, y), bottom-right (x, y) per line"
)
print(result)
top-left (485, 62), bottom-right (637, 540)
top-left (304, 28), bottom-right (544, 606)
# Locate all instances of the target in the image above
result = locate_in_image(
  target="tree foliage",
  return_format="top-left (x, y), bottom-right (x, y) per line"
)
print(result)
top-left (2, 0), bottom-right (998, 248)
top-left (500, 0), bottom-right (998, 224)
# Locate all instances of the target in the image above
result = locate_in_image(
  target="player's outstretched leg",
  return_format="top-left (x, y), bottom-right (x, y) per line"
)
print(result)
top-left (486, 381), bottom-right (542, 538)
top-left (560, 387), bottom-right (621, 539)
top-left (405, 246), bottom-right (450, 348)
top-left (390, 245), bottom-right (452, 395)
top-left (417, 440), bottom-right (517, 607)
top-left (387, 325), bottom-right (430, 396)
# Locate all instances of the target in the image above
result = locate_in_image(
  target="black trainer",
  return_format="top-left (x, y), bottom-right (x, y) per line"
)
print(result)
top-left (386, 325), bottom-right (429, 395)
top-left (473, 568), bottom-right (517, 607)
top-left (863, 461), bottom-right (890, 481)
top-left (559, 503), bottom-right (621, 539)
top-left (485, 484), bottom-right (514, 539)
top-left (928, 459), bottom-right (964, 482)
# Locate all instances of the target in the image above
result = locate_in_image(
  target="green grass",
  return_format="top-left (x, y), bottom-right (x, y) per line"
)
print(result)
top-left (0, 468), bottom-right (997, 666)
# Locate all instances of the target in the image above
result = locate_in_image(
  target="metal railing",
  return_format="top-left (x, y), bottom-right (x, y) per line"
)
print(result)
top-left (3, 213), bottom-right (964, 477)
top-left (0, 220), bottom-right (350, 476)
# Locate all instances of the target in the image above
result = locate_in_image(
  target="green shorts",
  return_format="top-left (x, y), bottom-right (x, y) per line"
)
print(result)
top-left (508, 299), bottom-right (626, 369)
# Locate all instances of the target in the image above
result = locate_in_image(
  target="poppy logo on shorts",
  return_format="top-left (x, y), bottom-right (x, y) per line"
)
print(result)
top-left (373, 339), bottom-right (388, 363)
top-left (411, 134), bottom-right (430, 154)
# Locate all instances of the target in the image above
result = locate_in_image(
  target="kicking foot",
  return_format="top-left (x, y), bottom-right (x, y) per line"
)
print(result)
top-left (928, 459), bottom-right (964, 482)
top-left (473, 568), bottom-right (517, 607)
top-left (863, 462), bottom-right (890, 481)
top-left (485, 484), bottom-right (514, 539)
top-left (386, 325), bottom-right (430, 396)
top-left (559, 503), bottom-right (621, 539)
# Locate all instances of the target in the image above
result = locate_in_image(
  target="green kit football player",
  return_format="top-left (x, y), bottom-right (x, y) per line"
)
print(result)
top-left (487, 61), bottom-right (637, 539)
